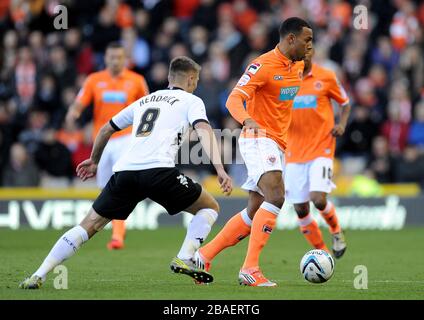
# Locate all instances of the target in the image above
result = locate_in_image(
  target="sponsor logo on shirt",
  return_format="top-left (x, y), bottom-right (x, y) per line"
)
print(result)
top-left (247, 63), bottom-right (262, 74)
top-left (293, 95), bottom-right (317, 109)
top-left (102, 90), bottom-right (128, 103)
top-left (273, 75), bottom-right (284, 80)
top-left (279, 86), bottom-right (300, 101)
top-left (237, 74), bottom-right (251, 86)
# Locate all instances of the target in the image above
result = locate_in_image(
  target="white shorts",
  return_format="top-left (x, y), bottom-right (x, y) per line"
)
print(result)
top-left (239, 137), bottom-right (285, 195)
top-left (285, 157), bottom-right (336, 204)
top-left (97, 134), bottom-right (132, 188)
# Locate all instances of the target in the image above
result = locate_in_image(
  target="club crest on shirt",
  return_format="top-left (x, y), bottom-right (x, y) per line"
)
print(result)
top-left (266, 154), bottom-right (277, 165)
top-left (314, 80), bottom-right (323, 90)
top-left (247, 63), bottom-right (262, 74)
top-left (237, 74), bottom-right (251, 86)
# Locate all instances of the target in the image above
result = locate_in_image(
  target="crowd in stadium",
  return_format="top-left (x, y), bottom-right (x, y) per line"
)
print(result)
top-left (0, 0), bottom-right (423, 191)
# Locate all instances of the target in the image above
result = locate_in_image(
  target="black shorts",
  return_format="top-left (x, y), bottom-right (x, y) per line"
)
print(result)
top-left (92, 167), bottom-right (202, 220)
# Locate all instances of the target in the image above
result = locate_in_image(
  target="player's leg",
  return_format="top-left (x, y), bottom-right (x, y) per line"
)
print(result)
top-left (147, 168), bottom-right (216, 283)
top-left (98, 139), bottom-right (126, 250)
top-left (285, 162), bottom-right (329, 252)
top-left (294, 202), bottom-right (329, 252)
top-left (195, 190), bottom-right (263, 270)
top-left (20, 171), bottom-right (140, 289)
top-left (19, 208), bottom-right (110, 289)
top-left (309, 157), bottom-right (346, 258)
top-left (238, 170), bottom-right (283, 287)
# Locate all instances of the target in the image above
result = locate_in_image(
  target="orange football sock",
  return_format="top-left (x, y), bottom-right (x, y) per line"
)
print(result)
top-left (200, 210), bottom-right (251, 262)
top-left (319, 201), bottom-right (341, 234)
top-left (111, 220), bottom-right (126, 242)
top-left (242, 202), bottom-right (279, 269)
top-left (299, 214), bottom-right (329, 252)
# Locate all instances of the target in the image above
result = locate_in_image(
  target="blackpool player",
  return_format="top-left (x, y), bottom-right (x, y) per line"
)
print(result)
top-left (19, 56), bottom-right (232, 289)
top-left (66, 42), bottom-right (149, 250)
top-left (284, 48), bottom-right (350, 257)
top-left (195, 17), bottom-right (313, 287)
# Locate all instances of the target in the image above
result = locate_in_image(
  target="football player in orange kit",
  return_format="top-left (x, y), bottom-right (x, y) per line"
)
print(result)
top-left (66, 42), bottom-right (149, 250)
top-left (285, 48), bottom-right (350, 258)
top-left (195, 17), bottom-right (313, 287)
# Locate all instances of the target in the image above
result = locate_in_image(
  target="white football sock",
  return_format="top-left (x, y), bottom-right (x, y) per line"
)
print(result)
top-left (177, 208), bottom-right (218, 260)
top-left (33, 225), bottom-right (89, 280)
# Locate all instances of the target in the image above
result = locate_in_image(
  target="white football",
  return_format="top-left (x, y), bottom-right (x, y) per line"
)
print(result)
top-left (300, 249), bottom-right (335, 283)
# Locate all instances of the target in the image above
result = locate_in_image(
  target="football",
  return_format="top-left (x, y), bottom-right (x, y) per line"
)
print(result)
top-left (300, 249), bottom-right (335, 283)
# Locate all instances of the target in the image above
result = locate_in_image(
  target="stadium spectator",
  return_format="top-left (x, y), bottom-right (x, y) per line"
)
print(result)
top-left (338, 105), bottom-right (379, 157)
top-left (71, 124), bottom-right (93, 172)
top-left (148, 62), bottom-right (168, 92)
top-left (34, 129), bottom-right (73, 182)
top-left (367, 136), bottom-right (396, 183)
top-left (408, 100), bottom-right (424, 148)
top-left (381, 101), bottom-right (410, 155)
top-left (394, 144), bottom-right (424, 187)
top-left (14, 46), bottom-right (37, 108)
top-left (2, 142), bottom-right (40, 187)
top-left (191, 0), bottom-right (217, 31)
top-left (18, 109), bottom-right (49, 154)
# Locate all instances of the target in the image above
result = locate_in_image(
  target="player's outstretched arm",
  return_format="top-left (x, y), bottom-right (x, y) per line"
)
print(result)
top-left (76, 122), bottom-right (116, 181)
top-left (194, 121), bottom-right (233, 195)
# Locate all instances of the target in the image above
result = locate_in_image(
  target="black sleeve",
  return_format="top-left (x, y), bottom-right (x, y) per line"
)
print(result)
top-left (109, 119), bottom-right (121, 131)
top-left (192, 119), bottom-right (209, 127)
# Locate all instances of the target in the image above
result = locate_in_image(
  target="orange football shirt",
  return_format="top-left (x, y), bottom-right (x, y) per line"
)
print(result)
top-left (76, 69), bottom-right (149, 140)
top-left (228, 45), bottom-right (305, 150)
top-left (286, 63), bottom-right (349, 163)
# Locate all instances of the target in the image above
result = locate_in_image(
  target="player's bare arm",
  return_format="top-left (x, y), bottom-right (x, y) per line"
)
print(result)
top-left (76, 122), bottom-right (116, 181)
top-left (194, 121), bottom-right (233, 196)
top-left (65, 101), bottom-right (84, 125)
top-left (332, 103), bottom-right (351, 137)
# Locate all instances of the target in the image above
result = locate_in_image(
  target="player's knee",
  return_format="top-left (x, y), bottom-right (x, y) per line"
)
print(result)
top-left (294, 204), bottom-right (309, 218)
top-left (311, 193), bottom-right (327, 211)
top-left (80, 208), bottom-right (110, 237)
top-left (263, 187), bottom-right (285, 208)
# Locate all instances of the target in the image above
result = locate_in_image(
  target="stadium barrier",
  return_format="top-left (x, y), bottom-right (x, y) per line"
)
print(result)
top-left (0, 188), bottom-right (422, 230)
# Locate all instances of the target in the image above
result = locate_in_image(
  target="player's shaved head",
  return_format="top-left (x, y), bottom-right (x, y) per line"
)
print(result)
top-left (279, 17), bottom-right (312, 38)
top-left (168, 56), bottom-right (201, 93)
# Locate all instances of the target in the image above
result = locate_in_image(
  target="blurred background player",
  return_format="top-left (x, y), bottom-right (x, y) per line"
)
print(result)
top-left (65, 42), bottom-right (149, 250)
top-left (19, 56), bottom-right (233, 289)
top-left (284, 48), bottom-right (351, 258)
top-left (195, 17), bottom-right (313, 287)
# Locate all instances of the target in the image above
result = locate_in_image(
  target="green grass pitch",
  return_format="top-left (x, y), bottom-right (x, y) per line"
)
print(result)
top-left (1, 227), bottom-right (423, 299)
